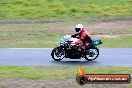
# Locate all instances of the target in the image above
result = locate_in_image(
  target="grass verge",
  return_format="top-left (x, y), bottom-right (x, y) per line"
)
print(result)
top-left (101, 36), bottom-right (132, 48)
top-left (0, 36), bottom-right (132, 48)
top-left (0, 0), bottom-right (132, 19)
top-left (0, 66), bottom-right (132, 79)
top-left (0, 21), bottom-right (132, 48)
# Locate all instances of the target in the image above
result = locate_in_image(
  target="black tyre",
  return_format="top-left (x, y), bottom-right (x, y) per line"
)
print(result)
top-left (84, 47), bottom-right (99, 61)
top-left (51, 46), bottom-right (65, 61)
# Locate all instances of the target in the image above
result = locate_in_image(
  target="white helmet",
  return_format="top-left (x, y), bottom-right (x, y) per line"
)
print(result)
top-left (76, 24), bottom-right (83, 29)
top-left (75, 24), bottom-right (83, 32)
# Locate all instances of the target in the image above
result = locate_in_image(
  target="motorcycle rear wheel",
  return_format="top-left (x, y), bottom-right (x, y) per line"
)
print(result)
top-left (84, 47), bottom-right (99, 61)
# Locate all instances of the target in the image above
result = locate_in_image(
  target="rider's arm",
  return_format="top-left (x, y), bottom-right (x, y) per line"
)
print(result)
top-left (75, 31), bottom-right (85, 44)
top-left (71, 32), bottom-right (80, 38)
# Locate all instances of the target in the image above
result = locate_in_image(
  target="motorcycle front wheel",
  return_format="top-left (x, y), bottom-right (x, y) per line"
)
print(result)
top-left (84, 47), bottom-right (99, 61)
top-left (51, 46), bottom-right (65, 61)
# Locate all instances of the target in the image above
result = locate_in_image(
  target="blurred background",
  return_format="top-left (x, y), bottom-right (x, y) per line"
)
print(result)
top-left (0, 0), bottom-right (132, 48)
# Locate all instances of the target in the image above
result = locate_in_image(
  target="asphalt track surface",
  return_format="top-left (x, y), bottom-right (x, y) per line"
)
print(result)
top-left (0, 48), bottom-right (132, 66)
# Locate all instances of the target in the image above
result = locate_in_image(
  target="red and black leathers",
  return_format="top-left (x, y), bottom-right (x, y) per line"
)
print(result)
top-left (71, 28), bottom-right (92, 46)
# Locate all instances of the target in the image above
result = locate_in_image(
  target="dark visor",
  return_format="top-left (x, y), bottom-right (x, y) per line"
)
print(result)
top-left (75, 28), bottom-right (81, 32)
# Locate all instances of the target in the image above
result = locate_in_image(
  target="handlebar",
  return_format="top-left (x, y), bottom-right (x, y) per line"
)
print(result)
top-left (65, 41), bottom-right (73, 42)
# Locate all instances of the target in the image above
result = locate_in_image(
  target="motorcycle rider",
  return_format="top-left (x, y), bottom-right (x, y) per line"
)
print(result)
top-left (71, 24), bottom-right (93, 51)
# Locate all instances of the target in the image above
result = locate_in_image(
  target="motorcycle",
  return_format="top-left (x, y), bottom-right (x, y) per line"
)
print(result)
top-left (51, 35), bottom-right (102, 61)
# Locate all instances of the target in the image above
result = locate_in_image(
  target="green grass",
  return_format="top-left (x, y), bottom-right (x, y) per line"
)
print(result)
top-left (0, 66), bottom-right (132, 88)
top-left (102, 36), bottom-right (132, 48)
top-left (0, 66), bottom-right (132, 79)
top-left (1, 36), bottom-right (132, 48)
top-left (0, 22), bottom-right (132, 48)
top-left (0, 0), bottom-right (132, 19)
